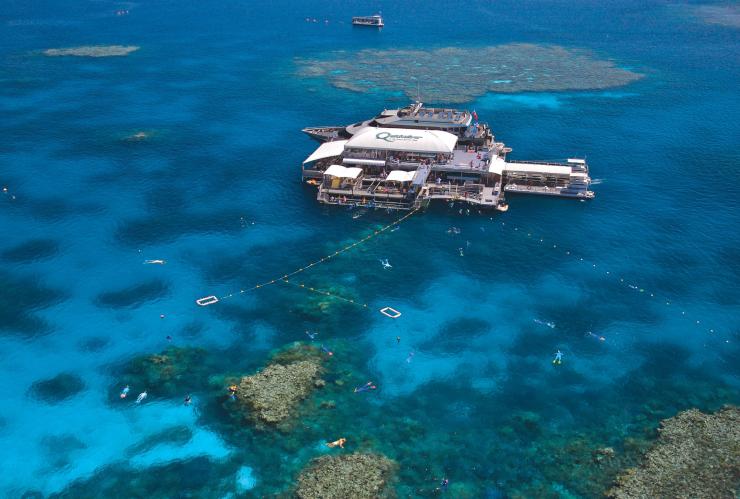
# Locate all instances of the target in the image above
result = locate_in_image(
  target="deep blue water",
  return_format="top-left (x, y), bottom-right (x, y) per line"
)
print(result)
top-left (1, 0), bottom-right (738, 496)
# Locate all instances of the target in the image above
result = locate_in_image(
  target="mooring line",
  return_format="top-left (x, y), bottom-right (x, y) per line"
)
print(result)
top-left (196, 208), bottom-right (418, 307)
top-left (493, 220), bottom-right (724, 336)
top-left (278, 278), bottom-right (369, 308)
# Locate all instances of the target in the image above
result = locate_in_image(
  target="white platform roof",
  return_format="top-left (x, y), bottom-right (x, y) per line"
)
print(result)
top-left (345, 127), bottom-right (457, 154)
top-left (488, 157), bottom-right (506, 175)
top-left (385, 170), bottom-right (416, 182)
top-left (302, 140), bottom-right (348, 165)
top-left (323, 164), bottom-right (362, 179)
top-left (503, 162), bottom-right (572, 175)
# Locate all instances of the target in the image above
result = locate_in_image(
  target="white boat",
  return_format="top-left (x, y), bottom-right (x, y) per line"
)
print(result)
top-left (352, 15), bottom-right (384, 27)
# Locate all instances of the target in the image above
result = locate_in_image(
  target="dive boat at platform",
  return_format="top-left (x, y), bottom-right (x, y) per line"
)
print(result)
top-left (302, 101), bottom-right (497, 149)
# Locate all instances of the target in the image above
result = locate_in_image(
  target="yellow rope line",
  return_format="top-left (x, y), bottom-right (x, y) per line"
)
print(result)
top-left (215, 208), bottom-right (418, 302)
top-left (278, 278), bottom-right (369, 308)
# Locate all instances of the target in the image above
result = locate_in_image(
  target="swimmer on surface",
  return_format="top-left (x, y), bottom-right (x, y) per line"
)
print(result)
top-left (552, 350), bottom-right (563, 365)
top-left (585, 331), bottom-right (606, 342)
top-left (326, 438), bottom-right (346, 448)
top-left (379, 259), bottom-right (392, 269)
top-left (534, 319), bottom-right (556, 329)
top-left (135, 391), bottom-right (148, 404)
top-left (353, 381), bottom-right (376, 393)
top-left (184, 394), bottom-right (192, 406)
top-left (228, 385), bottom-right (238, 400)
top-left (320, 344), bottom-right (333, 356)
top-left (120, 385), bottom-right (130, 399)
top-left (144, 259), bottom-right (166, 265)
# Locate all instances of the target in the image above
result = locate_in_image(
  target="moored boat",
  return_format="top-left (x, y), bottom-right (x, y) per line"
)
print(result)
top-left (352, 15), bottom-right (384, 27)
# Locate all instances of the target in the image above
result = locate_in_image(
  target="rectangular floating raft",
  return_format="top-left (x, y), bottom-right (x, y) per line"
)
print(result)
top-left (196, 296), bottom-right (219, 306)
top-left (379, 306), bottom-right (401, 318)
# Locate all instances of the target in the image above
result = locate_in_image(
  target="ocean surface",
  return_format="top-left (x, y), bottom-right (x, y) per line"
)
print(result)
top-left (1, 0), bottom-right (738, 496)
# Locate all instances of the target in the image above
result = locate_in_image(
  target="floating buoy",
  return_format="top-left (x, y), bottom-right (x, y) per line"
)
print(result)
top-left (196, 296), bottom-right (219, 306)
top-left (380, 307), bottom-right (402, 319)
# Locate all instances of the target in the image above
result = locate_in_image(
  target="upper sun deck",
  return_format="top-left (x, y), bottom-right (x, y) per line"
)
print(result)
top-left (374, 106), bottom-right (472, 128)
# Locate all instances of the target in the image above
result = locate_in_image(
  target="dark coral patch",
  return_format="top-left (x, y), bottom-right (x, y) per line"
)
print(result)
top-left (0, 270), bottom-right (66, 337)
top-left (40, 434), bottom-right (87, 469)
top-left (28, 373), bottom-right (85, 403)
top-left (78, 336), bottom-right (110, 352)
top-left (50, 456), bottom-right (226, 498)
top-left (124, 426), bottom-right (193, 458)
top-left (1, 238), bottom-right (59, 263)
top-left (115, 208), bottom-right (247, 247)
top-left (95, 279), bottom-right (169, 308)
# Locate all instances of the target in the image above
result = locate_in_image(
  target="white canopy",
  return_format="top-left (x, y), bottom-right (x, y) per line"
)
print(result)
top-left (345, 127), bottom-right (457, 154)
top-left (488, 157), bottom-right (505, 175)
top-left (302, 140), bottom-right (348, 165)
top-left (323, 164), bottom-right (362, 179)
top-left (385, 170), bottom-right (416, 182)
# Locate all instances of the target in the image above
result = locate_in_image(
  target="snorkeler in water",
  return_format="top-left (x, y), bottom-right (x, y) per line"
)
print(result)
top-left (552, 350), bottom-right (563, 365)
top-left (353, 381), bottom-right (376, 393)
top-left (305, 330), bottom-right (317, 340)
top-left (379, 258), bottom-right (392, 269)
top-left (184, 394), bottom-right (192, 406)
top-left (534, 319), bottom-right (556, 329)
top-left (144, 259), bottom-right (166, 265)
top-left (228, 385), bottom-right (238, 400)
top-left (585, 331), bottom-right (606, 342)
top-left (434, 478), bottom-right (450, 493)
top-left (135, 391), bottom-right (148, 404)
top-left (120, 385), bottom-right (130, 399)
top-left (406, 351), bottom-right (415, 363)
top-left (320, 344), bottom-right (333, 356)
top-left (326, 438), bottom-right (346, 449)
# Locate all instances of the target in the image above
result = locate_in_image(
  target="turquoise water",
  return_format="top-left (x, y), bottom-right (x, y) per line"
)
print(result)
top-left (1, 0), bottom-right (738, 496)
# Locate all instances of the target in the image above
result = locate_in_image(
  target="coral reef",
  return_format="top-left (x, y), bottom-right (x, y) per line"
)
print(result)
top-left (1, 238), bottom-right (58, 263)
top-left (28, 373), bottom-right (85, 403)
top-left (689, 5), bottom-right (740, 29)
top-left (122, 346), bottom-right (211, 398)
top-left (296, 44), bottom-right (643, 103)
top-left (607, 405), bottom-right (739, 498)
top-left (49, 456), bottom-right (234, 498)
top-left (0, 270), bottom-right (65, 337)
top-left (43, 45), bottom-right (139, 57)
top-left (234, 345), bottom-right (324, 427)
top-left (295, 453), bottom-right (397, 499)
